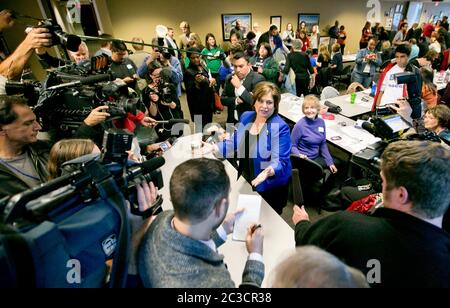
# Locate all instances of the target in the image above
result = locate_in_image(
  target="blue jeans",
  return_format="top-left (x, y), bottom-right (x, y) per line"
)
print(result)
top-left (351, 71), bottom-right (372, 88)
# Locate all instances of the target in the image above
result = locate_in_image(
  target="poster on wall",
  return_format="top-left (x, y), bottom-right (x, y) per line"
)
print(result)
top-left (298, 13), bottom-right (320, 33)
top-left (221, 13), bottom-right (252, 41)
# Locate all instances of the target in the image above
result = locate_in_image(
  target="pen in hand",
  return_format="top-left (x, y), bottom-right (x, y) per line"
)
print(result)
top-left (251, 224), bottom-right (262, 233)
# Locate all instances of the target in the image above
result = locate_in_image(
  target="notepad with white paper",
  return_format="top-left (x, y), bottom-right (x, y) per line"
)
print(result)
top-left (232, 194), bottom-right (262, 242)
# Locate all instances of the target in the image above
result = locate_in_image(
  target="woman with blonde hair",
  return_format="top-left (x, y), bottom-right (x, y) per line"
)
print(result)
top-left (48, 139), bottom-right (100, 180)
top-left (291, 95), bottom-right (337, 173)
top-left (317, 44), bottom-right (331, 87)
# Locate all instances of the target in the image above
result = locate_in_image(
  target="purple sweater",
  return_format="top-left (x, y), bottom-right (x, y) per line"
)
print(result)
top-left (291, 116), bottom-right (334, 166)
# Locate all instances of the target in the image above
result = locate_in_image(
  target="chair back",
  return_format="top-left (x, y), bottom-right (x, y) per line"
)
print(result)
top-left (290, 154), bottom-right (324, 182)
top-left (320, 86), bottom-right (340, 100)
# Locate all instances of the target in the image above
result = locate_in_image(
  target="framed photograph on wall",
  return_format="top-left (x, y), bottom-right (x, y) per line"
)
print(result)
top-left (221, 13), bottom-right (252, 41)
top-left (270, 16), bottom-right (282, 30)
top-left (298, 13), bottom-right (320, 33)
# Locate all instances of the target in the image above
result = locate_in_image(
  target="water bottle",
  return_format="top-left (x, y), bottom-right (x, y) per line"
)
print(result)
top-left (370, 83), bottom-right (377, 97)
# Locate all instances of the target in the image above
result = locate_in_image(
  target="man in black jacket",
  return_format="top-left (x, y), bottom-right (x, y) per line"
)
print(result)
top-left (0, 95), bottom-right (50, 199)
top-left (221, 52), bottom-right (265, 123)
top-left (293, 140), bottom-right (450, 288)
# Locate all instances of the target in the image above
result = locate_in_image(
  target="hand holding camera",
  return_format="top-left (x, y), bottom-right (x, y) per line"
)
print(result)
top-left (84, 105), bottom-right (110, 126)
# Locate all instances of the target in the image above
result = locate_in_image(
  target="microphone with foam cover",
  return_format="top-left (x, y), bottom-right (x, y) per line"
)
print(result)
top-left (140, 157), bottom-right (166, 174)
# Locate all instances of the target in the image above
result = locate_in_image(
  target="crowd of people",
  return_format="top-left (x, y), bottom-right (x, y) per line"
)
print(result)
top-left (0, 6), bottom-right (449, 288)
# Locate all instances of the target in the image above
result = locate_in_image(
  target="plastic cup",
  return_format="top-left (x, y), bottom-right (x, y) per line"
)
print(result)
top-left (350, 93), bottom-right (357, 104)
top-left (191, 140), bottom-right (200, 156)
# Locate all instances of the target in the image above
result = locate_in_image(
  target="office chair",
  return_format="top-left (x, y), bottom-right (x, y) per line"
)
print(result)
top-left (290, 154), bottom-right (332, 214)
top-left (332, 65), bottom-right (352, 90)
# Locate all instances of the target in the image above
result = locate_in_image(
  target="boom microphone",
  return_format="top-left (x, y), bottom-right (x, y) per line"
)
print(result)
top-left (46, 73), bottom-right (113, 90)
top-left (155, 119), bottom-right (190, 125)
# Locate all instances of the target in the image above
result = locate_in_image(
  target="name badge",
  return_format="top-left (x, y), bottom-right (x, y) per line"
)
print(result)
top-left (318, 127), bottom-right (324, 133)
top-left (127, 64), bottom-right (133, 70)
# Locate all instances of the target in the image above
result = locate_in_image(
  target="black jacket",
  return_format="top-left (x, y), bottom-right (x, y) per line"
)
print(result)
top-left (295, 208), bottom-right (450, 288)
top-left (221, 70), bottom-right (265, 123)
top-left (0, 141), bottom-right (51, 200)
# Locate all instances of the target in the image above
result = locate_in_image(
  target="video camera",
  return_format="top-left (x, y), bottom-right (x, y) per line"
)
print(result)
top-left (0, 128), bottom-right (165, 287)
top-left (29, 19), bottom-right (82, 52)
top-left (394, 71), bottom-right (422, 119)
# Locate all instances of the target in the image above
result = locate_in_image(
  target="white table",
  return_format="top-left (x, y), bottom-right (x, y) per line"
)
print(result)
top-left (279, 93), bottom-right (380, 155)
top-left (158, 134), bottom-right (295, 287)
top-left (320, 90), bottom-right (374, 118)
top-left (343, 53), bottom-right (357, 63)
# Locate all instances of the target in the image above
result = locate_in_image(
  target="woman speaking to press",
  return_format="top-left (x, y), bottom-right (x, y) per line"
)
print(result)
top-left (198, 82), bottom-right (292, 214)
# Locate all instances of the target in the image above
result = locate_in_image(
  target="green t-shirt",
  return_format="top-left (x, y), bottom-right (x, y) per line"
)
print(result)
top-left (201, 46), bottom-right (224, 74)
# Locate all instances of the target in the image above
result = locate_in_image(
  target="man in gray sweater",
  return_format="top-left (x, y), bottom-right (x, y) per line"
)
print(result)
top-left (139, 158), bottom-right (265, 287)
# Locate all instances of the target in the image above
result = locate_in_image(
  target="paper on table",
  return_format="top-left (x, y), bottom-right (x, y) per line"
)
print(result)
top-left (232, 194), bottom-right (262, 242)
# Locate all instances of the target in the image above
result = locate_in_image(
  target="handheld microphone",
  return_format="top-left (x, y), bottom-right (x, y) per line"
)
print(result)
top-left (155, 119), bottom-right (190, 125)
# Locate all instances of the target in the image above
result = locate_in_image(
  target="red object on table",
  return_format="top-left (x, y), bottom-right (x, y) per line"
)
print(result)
top-left (322, 113), bottom-right (335, 120)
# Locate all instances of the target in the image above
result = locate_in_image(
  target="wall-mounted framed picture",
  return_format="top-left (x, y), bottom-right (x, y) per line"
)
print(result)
top-left (298, 13), bottom-right (320, 33)
top-left (221, 13), bottom-right (252, 41)
top-left (270, 16), bottom-right (282, 30)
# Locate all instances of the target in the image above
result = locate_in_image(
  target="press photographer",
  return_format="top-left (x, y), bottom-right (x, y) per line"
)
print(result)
top-left (142, 60), bottom-right (183, 141)
top-left (0, 8), bottom-right (52, 81)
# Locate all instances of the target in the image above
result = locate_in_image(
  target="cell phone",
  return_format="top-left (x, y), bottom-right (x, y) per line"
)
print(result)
top-left (159, 142), bottom-right (170, 152)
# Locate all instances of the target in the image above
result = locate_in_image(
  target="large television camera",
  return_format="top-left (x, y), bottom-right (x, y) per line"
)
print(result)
top-left (6, 65), bottom-right (143, 140)
top-left (0, 129), bottom-right (165, 288)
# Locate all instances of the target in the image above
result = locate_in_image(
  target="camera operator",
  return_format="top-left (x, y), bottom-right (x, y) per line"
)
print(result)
top-left (110, 40), bottom-right (139, 90)
top-left (373, 45), bottom-right (422, 123)
top-left (0, 95), bottom-right (50, 199)
top-left (0, 9), bottom-right (52, 80)
top-left (74, 103), bottom-right (157, 149)
top-left (137, 38), bottom-right (183, 98)
top-left (142, 60), bottom-right (182, 141)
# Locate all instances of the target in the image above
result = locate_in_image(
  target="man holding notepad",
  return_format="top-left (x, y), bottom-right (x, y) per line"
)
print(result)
top-left (138, 158), bottom-right (264, 288)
